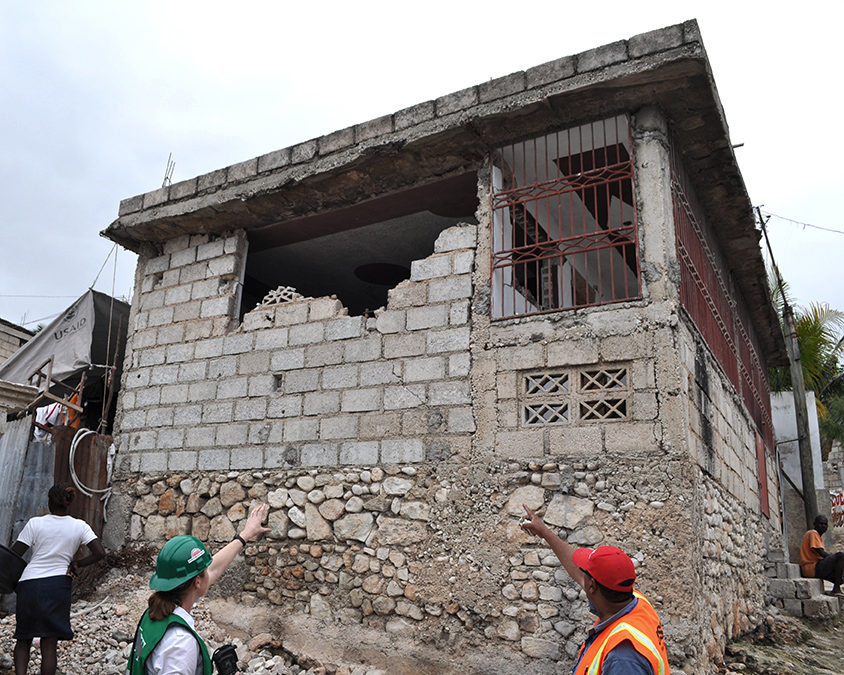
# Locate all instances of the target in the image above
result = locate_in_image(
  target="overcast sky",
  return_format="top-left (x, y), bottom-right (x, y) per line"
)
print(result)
top-left (1, 1), bottom-right (841, 331)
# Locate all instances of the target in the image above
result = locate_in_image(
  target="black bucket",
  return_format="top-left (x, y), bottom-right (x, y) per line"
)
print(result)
top-left (0, 543), bottom-right (27, 594)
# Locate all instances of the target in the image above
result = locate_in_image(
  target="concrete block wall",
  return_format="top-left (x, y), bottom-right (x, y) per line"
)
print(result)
top-left (469, 107), bottom-right (688, 466)
top-left (824, 442), bottom-right (843, 493)
top-left (676, 319), bottom-right (776, 518)
top-left (107, 105), bottom-right (784, 674)
top-left (479, 310), bottom-right (675, 460)
top-left (0, 321), bottom-right (32, 366)
top-left (115, 224), bottom-right (478, 476)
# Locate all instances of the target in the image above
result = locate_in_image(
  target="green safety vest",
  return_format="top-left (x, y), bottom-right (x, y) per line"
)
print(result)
top-left (127, 610), bottom-right (212, 675)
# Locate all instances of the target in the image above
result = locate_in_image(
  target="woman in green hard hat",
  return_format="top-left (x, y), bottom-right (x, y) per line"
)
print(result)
top-left (129, 504), bottom-right (270, 675)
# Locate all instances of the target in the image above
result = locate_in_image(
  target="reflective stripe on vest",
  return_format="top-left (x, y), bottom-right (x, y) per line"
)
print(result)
top-left (585, 621), bottom-right (666, 675)
top-left (573, 592), bottom-right (667, 675)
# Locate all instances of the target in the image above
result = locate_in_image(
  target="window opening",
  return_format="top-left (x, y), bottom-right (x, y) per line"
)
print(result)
top-left (525, 372), bottom-right (569, 395)
top-left (490, 116), bottom-right (640, 319)
top-left (240, 173), bottom-right (479, 318)
top-left (521, 366), bottom-right (629, 426)
top-left (580, 398), bottom-right (627, 421)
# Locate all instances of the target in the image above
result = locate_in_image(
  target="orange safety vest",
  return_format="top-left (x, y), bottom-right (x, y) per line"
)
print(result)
top-left (573, 591), bottom-right (669, 675)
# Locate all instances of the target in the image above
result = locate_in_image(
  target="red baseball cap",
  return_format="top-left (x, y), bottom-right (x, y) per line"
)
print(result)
top-left (572, 546), bottom-right (636, 592)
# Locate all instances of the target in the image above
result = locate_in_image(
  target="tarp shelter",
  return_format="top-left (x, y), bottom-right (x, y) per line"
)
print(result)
top-left (0, 289), bottom-right (130, 432)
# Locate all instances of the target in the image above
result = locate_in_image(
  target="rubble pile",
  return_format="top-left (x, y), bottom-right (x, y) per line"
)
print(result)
top-left (0, 569), bottom-right (385, 675)
top-left (715, 609), bottom-right (844, 675)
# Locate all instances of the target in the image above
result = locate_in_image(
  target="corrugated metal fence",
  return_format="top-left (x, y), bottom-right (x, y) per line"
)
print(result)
top-left (0, 421), bottom-right (110, 547)
top-left (0, 417), bottom-right (44, 546)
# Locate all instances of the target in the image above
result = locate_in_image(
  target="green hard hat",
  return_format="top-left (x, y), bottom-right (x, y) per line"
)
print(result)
top-left (149, 535), bottom-right (212, 591)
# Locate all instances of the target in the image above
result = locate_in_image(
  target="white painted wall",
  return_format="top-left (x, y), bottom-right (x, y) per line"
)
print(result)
top-left (771, 391), bottom-right (823, 490)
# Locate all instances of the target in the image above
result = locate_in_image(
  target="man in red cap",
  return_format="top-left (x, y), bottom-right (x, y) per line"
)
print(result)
top-left (521, 506), bottom-right (669, 675)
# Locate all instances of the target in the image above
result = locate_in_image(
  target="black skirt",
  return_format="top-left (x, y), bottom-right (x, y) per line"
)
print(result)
top-left (14, 575), bottom-right (74, 640)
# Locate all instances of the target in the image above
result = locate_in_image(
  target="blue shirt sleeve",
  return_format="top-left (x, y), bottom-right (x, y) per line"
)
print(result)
top-left (601, 639), bottom-right (654, 675)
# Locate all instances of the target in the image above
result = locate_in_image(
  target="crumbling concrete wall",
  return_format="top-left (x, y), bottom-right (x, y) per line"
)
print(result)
top-left (105, 107), bottom-right (780, 675)
top-left (113, 223), bottom-right (476, 477)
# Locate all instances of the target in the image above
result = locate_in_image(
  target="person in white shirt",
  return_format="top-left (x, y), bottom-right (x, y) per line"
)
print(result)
top-left (11, 483), bottom-right (105, 675)
top-left (32, 402), bottom-right (63, 442)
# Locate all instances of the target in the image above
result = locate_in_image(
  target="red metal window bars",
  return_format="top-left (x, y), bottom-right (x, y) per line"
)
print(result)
top-left (670, 137), bottom-right (774, 453)
top-left (490, 116), bottom-right (641, 319)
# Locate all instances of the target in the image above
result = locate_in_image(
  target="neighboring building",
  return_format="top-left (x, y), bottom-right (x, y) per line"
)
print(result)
top-left (824, 442), bottom-right (844, 551)
top-left (0, 318), bottom-right (35, 437)
top-left (771, 392), bottom-right (826, 563)
top-left (0, 318), bottom-right (33, 366)
top-left (0, 379), bottom-right (38, 438)
top-left (102, 21), bottom-right (787, 674)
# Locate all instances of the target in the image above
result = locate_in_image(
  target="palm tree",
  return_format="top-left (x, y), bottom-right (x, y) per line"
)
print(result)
top-left (769, 268), bottom-right (844, 459)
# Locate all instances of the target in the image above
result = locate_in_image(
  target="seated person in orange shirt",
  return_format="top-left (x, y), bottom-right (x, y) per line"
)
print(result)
top-left (800, 515), bottom-right (844, 597)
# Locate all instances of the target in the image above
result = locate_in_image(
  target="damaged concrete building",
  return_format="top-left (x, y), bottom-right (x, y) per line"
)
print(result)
top-left (102, 20), bottom-right (788, 674)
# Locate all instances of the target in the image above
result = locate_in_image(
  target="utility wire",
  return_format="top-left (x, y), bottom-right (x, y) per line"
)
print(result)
top-left (758, 208), bottom-right (844, 236)
top-left (90, 243), bottom-right (118, 288)
top-left (6, 246), bottom-right (125, 327)
top-left (20, 312), bottom-right (62, 326)
top-left (0, 295), bottom-right (78, 299)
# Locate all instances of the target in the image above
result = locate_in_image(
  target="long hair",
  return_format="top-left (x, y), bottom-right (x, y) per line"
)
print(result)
top-left (48, 483), bottom-right (76, 512)
top-left (147, 575), bottom-right (198, 621)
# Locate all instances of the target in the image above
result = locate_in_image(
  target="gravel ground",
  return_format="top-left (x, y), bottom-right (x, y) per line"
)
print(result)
top-left (0, 563), bottom-right (384, 675)
top-left (718, 611), bottom-right (844, 675)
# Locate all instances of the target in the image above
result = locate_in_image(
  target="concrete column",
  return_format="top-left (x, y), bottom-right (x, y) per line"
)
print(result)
top-left (631, 105), bottom-right (678, 306)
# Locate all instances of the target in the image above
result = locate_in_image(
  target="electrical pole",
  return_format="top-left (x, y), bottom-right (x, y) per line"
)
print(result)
top-left (758, 208), bottom-right (818, 529)
top-left (783, 303), bottom-right (819, 528)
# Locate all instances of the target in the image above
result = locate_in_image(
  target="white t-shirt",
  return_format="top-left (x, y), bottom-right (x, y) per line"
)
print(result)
top-left (33, 402), bottom-right (63, 442)
top-left (145, 607), bottom-right (204, 675)
top-left (17, 514), bottom-right (97, 581)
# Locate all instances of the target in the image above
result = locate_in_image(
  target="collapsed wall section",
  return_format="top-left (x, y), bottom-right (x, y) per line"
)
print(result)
top-left (115, 224), bottom-right (477, 477)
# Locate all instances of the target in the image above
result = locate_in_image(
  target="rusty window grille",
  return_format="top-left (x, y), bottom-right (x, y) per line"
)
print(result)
top-left (670, 139), bottom-right (774, 452)
top-left (491, 116), bottom-right (641, 319)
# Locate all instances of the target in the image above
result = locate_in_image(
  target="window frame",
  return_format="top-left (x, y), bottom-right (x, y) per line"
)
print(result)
top-left (490, 115), bottom-right (642, 320)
